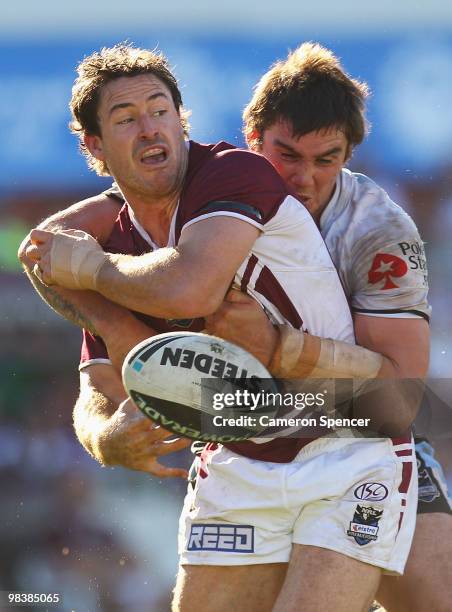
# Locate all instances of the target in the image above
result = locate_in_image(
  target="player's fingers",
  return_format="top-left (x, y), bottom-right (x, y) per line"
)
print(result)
top-left (60, 228), bottom-right (90, 238)
top-left (110, 454), bottom-right (176, 475)
top-left (122, 428), bottom-right (162, 448)
top-left (25, 243), bottom-right (41, 262)
top-left (29, 228), bottom-right (54, 244)
top-left (119, 412), bottom-right (175, 440)
top-left (145, 460), bottom-right (189, 479)
top-left (33, 261), bottom-right (54, 286)
top-left (124, 428), bottom-right (184, 452)
top-left (39, 252), bottom-right (52, 272)
top-left (151, 437), bottom-right (192, 455)
top-left (33, 263), bottom-right (44, 283)
top-left (147, 426), bottom-right (182, 443)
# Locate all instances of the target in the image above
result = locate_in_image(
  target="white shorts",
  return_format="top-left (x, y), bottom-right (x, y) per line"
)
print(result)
top-left (178, 436), bottom-right (417, 575)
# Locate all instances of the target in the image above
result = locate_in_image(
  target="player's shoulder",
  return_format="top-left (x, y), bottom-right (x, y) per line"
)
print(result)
top-left (341, 169), bottom-right (420, 238)
top-left (187, 140), bottom-right (286, 190)
top-left (178, 141), bottom-right (288, 231)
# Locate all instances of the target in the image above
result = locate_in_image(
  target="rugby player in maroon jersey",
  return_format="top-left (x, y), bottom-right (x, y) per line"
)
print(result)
top-left (20, 44), bottom-right (427, 611)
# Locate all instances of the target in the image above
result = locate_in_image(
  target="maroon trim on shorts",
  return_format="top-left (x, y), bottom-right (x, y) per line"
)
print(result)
top-left (395, 449), bottom-right (413, 457)
top-left (395, 436), bottom-right (414, 532)
top-left (398, 460), bottom-right (413, 496)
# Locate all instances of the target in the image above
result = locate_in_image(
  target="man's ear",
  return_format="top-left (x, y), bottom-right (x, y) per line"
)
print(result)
top-left (84, 133), bottom-right (105, 161)
top-left (344, 143), bottom-right (353, 165)
top-left (246, 130), bottom-right (262, 151)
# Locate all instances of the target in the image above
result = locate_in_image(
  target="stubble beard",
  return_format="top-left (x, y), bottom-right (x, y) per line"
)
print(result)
top-left (135, 140), bottom-right (188, 204)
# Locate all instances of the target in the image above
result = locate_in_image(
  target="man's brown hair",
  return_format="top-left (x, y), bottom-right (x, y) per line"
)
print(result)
top-left (70, 43), bottom-right (190, 175)
top-left (243, 42), bottom-right (369, 152)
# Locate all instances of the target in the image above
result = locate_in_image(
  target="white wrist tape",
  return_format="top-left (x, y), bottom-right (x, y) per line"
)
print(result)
top-left (269, 325), bottom-right (383, 381)
top-left (50, 229), bottom-right (107, 290)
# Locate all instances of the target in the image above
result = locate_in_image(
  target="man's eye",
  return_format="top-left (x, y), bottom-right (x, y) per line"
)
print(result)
top-left (281, 153), bottom-right (297, 161)
top-left (117, 117), bottom-right (134, 125)
top-left (153, 110), bottom-right (167, 117)
top-left (317, 158), bottom-right (333, 165)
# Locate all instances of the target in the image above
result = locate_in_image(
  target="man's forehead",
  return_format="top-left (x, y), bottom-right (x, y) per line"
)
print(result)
top-left (267, 121), bottom-right (347, 151)
top-left (100, 74), bottom-right (170, 109)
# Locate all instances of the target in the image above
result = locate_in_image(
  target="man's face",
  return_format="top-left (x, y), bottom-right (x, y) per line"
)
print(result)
top-left (86, 74), bottom-right (188, 201)
top-left (259, 122), bottom-right (349, 220)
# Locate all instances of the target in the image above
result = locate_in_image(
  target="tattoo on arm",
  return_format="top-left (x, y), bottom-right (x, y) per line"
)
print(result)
top-left (24, 267), bottom-right (98, 335)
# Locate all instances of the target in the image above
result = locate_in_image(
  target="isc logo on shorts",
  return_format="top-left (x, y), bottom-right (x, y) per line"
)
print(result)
top-left (187, 524), bottom-right (254, 553)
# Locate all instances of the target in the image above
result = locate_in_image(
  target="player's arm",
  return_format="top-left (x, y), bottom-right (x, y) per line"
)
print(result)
top-left (205, 289), bottom-right (384, 377)
top-left (75, 363), bottom-right (190, 477)
top-left (350, 314), bottom-right (429, 433)
top-left (205, 290), bottom-right (428, 434)
top-left (16, 194), bottom-right (150, 361)
top-left (353, 314), bottom-right (429, 379)
top-left (26, 216), bottom-right (260, 319)
top-left (20, 193), bottom-right (121, 247)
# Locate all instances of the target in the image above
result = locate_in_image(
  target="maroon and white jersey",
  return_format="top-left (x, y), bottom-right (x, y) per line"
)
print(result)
top-left (80, 141), bottom-right (354, 462)
top-left (321, 169), bottom-right (430, 321)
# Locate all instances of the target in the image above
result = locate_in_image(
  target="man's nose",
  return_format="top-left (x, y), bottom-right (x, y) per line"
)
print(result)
top-left (138, 114), bottom-right (159, 139)
top-left (291, 162), bottom-right (315, 188)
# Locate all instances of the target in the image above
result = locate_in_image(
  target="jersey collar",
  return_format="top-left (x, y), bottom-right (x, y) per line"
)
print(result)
top-left (127, 203), bottom-right (179, 249)
top-left (319, 169), bottom-right (350, 233)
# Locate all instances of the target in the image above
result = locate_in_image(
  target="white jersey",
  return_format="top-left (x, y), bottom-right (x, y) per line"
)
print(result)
top-left (320, 169), bottom-right (430, 321)
top-left (233, 194), bottom-right (355, 342)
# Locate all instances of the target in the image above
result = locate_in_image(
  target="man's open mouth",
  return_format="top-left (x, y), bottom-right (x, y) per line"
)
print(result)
top-left (140, 147), bottom-right (168, 165)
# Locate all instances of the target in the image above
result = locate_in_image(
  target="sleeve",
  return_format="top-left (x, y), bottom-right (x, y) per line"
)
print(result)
top-left (350, 212), bottom-right (431, 321)
top-left (179, 149), bottom-right (288, 234)
top-left (102, 182), bottom-right (125, 203)
top-left (79, 330), bottom-right (112, 371)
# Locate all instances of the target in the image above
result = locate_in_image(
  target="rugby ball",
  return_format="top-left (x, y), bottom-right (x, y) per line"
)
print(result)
top-left (122, 332), bottom-right (278, 442)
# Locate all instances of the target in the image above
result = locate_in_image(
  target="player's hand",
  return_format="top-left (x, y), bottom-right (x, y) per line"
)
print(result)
top-left (26, 228), bottom-right (106, 290)
top-left (205, 289), bottom-right (279, 367)
top-left (25, 228), bottom-right (54, 282)
top-left (97, 398), bottom-right (191, 478)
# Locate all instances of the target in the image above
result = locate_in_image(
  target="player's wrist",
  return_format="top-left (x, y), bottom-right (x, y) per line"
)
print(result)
top-left (264, 324), bottom-right (282, 368)
top-left (50, 229), bottom-right (107, 290)
top-left (268, 325), bottom-right (308, 377)
top-left (268, 324), bottom-right (383, 381)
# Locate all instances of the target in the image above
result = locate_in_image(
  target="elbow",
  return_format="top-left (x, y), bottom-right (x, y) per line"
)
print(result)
top-left (167, 287), bottom-right (224, 319)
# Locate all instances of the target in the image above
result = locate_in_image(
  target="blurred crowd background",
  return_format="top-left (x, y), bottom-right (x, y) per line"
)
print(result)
top-left (1, 1), bottom-right (452, 610)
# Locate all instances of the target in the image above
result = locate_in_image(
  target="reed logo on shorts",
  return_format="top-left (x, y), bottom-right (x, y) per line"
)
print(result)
top-left (187, 524), bottom-right (254, 553)
top-left (347, 505), bottom-right (383, 546)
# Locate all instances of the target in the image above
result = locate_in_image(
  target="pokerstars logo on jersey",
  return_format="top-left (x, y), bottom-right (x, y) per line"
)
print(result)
top-left (368, 253), bottom-right (408, 290)
top-left (398, 240), bottom-right (427, 273)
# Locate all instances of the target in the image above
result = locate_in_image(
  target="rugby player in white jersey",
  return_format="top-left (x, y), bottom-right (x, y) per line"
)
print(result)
top-left (205, 43), bottom-right (451, 612)
top-left (22, 44), bottom-right (422, 612)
